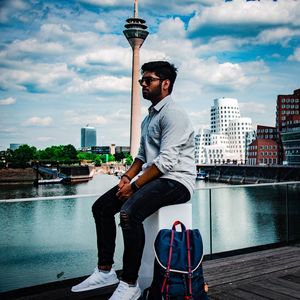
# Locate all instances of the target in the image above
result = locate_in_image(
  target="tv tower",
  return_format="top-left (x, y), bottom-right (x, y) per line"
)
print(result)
top-left (123, 0), bottom-right (149, 158)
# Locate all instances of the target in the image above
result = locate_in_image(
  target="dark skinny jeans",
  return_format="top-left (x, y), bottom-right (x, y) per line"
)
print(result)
top-left (92, 178), bottom-right (190, 282)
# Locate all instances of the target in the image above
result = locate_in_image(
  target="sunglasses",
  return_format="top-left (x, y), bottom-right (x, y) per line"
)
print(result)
top-left (138, 77), bottom-right (163, 86)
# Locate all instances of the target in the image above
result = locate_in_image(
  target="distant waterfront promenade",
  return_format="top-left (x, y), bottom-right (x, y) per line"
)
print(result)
top-left (0, 174), bottom-right (299, 293)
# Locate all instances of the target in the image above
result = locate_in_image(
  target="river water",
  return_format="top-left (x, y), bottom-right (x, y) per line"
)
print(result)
top-left (0, 174), bottom-right (299, 292)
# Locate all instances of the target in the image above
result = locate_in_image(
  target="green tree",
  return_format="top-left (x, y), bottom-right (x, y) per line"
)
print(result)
top-left (10, 144), bottom-right (37, 166)
top-left (63, 144), bottom-right (77, 160)
top-left (125, 153), bottom-right (133, 165)
top-left (94, 156), bottom-right (102, 166)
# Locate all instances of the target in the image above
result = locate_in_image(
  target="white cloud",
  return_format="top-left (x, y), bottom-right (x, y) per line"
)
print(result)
top-left (180, 57), bottom-right (264, 91)
top-left (66, 75), bottom-right (131, 93)
top-left (288, 47), bottom-right (300, 62)
top-left (78, 0), bottom-right (127, 7)
top-left (256, 27), bottom-right (300, 45)
top-left (157, 17), bottom-right (186, 39)
top-left (73, 47), bottom-right (131, 69)
top-left (189, 1), bottom-right (300, 30)
top-left (2, 38), bottom-right (64, 58)
top-left (64, 110), bottom-right (108, 125)
top-left (40, 23), bottom-right (101, 48)
top-left (239, 102), bottom-right (266, 114)
top-left (0, 62), bottom-right (76, 92)
top-left (0, 0), bottom-right (29, 23)
top-left (37, 136), bottom-right (55, 142)
top-left (0, 97), bottom-right (16, 105)
top-left (94, 20), bottom-right (109, 32)
top-left (22, 117), bottom-right (53, 127)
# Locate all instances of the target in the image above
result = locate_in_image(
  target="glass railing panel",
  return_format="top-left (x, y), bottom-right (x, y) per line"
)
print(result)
top-left (0, 195), bottom-right (123, 293)
top-left (191, 188), bottom-right (211, 255)
top-left (287, 183), bottom-right (300, 241)
top-left (210, 184), bottom-right (288, 254)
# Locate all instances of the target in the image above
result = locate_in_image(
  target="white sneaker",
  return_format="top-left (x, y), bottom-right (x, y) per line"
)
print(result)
top-left (71, 268), bottom-right (119, 292)
top-left (109, 280), bottom-right (141, 300)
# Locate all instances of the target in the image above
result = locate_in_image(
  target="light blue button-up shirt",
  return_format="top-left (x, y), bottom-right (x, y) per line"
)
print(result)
top-left (136, 95), bottom-right (196, 197)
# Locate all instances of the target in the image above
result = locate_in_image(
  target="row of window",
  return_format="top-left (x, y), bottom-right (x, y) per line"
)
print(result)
top-left (281, 104), bottom-right (299, 109)
top-left (212, 106), bottom-right (239, 110)
top-left (281, 110), bottom-right (300, 115)
top-left (248, 152), bottom-right (277, 156)
top-left (257, 134), bottom-right (274, 139)
top-left (248, 158), bottom-right (277, 165)
top-left (257, 128), bottom-right (276, 133)
top-left (280, 98), bottom-right (299, 103)
top-left (248, 145), bottom-right (277, 150)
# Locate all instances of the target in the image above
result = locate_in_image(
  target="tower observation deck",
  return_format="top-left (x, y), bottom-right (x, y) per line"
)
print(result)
top-left (123, 0), bottom-right (149, 158)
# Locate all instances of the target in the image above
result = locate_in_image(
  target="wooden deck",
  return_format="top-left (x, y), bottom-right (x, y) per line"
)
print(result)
top-left (1, 244), bottom-right (300, 300)
top-left (205, 244), bottom-right (300, 299)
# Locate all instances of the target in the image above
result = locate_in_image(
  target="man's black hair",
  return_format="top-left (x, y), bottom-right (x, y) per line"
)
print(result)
top-left (141, 61), bottom-right (177, 94)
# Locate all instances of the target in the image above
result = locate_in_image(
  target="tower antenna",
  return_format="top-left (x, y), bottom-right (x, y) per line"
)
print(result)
top-left (134, 0), bottom-right (138, 18)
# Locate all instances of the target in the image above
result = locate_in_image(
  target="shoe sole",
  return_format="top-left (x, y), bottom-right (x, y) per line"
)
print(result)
top-left (71, 280), bottom-right (119, 293)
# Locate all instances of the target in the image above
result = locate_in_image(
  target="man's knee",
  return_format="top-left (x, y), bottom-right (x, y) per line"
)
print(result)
top-left (120, 210), bottom-right (131, 229)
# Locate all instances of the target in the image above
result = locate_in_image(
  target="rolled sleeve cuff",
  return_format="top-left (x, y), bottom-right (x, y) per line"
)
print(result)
top-left (153, 156), bottom-right (173, 174)
top-left (135, 154), bottom-right (145, 163)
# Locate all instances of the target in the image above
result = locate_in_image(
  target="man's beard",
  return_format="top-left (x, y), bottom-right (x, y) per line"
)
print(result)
top-left (142, 85), bottom-right (162, 101)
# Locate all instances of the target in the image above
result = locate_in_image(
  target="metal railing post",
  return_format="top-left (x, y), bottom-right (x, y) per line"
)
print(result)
top-left (209, 188), bottom-right (213, 260)
top-left (285, 184), bottom-right (289, 244)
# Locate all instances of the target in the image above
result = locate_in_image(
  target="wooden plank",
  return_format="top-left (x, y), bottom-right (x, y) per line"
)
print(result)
top-left (205, 259), bottom-right (300, 286)
top-left (204, 246), bottom-right (300, 269)
top-left (204, 252), bottom-right (300, 277)
top-left (219, 287), bottom-right (268, 300)
top-left (281, 274), bottom-right (300, 284)
top-left (239, 283), bottom-right (296, 300)
top-left (206, 263), bottom-right (300, 287)
top-left (204, 250), bottom-right (300, 277)
top-left (255, 279), bottom-right (300, 299)
top-left (268, 277), bottom-right (300, 293)
top-left (207, 291), bottom-right (243, 300)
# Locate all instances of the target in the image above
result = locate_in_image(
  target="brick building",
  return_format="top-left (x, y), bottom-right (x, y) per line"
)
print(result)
top-left (247, 139), bottom-right (279, 165)
top-left (256, 125), bottom-right (277, 140)
top-left (276, 89), bottom-right (300, 133)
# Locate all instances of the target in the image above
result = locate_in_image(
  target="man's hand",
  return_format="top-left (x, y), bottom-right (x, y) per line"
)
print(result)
top-left (116, 182), bottom-right (134, 201)
top-left (118, 175), bottom-right (131, 190)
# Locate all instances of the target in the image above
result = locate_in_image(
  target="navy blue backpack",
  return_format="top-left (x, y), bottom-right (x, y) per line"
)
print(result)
top-left (144, 220), bottom-right (209, 300)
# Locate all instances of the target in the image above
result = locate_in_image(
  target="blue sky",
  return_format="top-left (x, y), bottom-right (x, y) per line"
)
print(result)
top-left (0, 0), bottom-right (299, 150)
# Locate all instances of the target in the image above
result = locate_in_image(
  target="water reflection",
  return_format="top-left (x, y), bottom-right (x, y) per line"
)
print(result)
top-left (0, 175), bottom-right (299, 292)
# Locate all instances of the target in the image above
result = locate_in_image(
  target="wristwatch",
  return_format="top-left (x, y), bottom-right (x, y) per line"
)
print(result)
top-left (131, 181), bottom-right (140, 192)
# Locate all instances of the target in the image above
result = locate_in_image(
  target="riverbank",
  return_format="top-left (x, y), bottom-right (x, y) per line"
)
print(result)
top-left (0, 163), bottom-right (127, 185)
top-left (198, 165), bottom-right (300, 184)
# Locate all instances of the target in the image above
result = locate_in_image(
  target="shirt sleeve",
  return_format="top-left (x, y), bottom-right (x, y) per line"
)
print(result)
top-left (153, 107), bottom-right (194, 174)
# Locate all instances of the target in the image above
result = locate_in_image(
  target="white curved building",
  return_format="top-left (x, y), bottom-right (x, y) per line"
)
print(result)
top-left (228, 117), bottom-right (253, 163)
top-left (211, 98), bottom-right (240, 134)
top-left (195, 128), bottom-right (211, 164)
top-left (195, 97), bottom-right (254, 165)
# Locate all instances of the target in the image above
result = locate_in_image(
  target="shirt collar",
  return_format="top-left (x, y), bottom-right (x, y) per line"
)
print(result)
top-left (148, 95), bottom-right (172, 114)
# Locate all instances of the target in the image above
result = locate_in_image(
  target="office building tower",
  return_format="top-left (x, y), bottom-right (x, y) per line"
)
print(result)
top-left (81, 126), bottom-right (96, 148)
top-left (276, 89), bottom-right (300, 133)
top-left (10, 144), bottom-right (22, 151)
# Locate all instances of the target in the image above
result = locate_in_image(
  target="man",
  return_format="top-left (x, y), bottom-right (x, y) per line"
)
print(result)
top-left (71, 61), bottom-right (196, 300)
